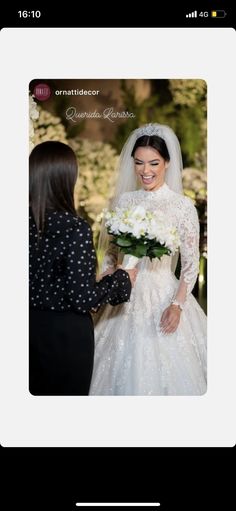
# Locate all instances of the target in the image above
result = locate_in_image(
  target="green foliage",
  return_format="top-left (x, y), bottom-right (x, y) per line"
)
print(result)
top-left (113, 80), bottom-right (160, 152)
top-left (115, 79), bottom-right (207, 169)
top-left (110, 233), bottom-right (171, 260)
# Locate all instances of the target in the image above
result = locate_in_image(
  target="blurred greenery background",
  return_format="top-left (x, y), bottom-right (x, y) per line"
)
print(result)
top-left (29, 79), bottom-right (207, 312)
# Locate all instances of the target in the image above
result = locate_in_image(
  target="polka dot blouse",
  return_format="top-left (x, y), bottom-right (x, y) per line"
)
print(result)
top-left (29, 209), bottom-right (131, 314)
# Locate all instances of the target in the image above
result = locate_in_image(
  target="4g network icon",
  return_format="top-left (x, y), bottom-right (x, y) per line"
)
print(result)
top-left (185, 10), bottom-right (227, 18)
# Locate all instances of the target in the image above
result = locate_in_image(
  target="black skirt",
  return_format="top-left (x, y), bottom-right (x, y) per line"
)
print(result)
top-left (29, 309), bottom-right (94, 395)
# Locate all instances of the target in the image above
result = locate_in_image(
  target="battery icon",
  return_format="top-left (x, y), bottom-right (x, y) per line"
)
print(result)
top-left (211, 10), bottom-right (227, 17)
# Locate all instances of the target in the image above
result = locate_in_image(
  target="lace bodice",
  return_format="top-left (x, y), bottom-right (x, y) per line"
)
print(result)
top-left (102, 182), bottom-right (200, 306)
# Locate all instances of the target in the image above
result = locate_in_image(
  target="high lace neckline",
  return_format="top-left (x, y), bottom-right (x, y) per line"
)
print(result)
top-left (138, 182), bottom-right (169, 196)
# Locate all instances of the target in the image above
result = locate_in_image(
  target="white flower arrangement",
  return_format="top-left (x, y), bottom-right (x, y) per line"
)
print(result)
top-left (104, 205), bottom-right (180, 267)
top-left (32, 108), bottom-right (67, 146)
top-left (29, 93), bottom-right (39, 152)
top-left (29, 92), bottom-right (67, 152)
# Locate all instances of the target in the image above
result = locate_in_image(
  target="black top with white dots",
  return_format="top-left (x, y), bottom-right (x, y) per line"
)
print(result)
top-left (29, 209), bottom-right (131, 313)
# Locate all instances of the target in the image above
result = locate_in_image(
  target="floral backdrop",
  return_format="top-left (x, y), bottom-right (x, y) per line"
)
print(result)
top-left (29, 84), bottom-right (207, 311)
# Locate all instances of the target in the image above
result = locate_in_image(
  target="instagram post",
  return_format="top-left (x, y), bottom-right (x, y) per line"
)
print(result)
top-left (28, 78), bottom-right (207, 397)
top-left (0, 13), bottom-right (235, 510)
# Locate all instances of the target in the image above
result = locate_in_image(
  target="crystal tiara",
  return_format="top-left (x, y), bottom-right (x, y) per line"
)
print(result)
top-left (136, 123), bottom-right (163, 138)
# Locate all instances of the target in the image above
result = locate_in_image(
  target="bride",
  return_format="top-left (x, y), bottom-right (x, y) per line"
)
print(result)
top-left (89, 123), bottom-right (207, 395)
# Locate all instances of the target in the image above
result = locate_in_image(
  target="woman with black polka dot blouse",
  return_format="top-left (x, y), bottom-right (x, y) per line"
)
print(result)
top-left (29, 141), bottom-right (137, 395)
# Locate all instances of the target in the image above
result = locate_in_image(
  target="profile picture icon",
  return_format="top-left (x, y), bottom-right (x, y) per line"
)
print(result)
top-left (33, 83), bottom-right (51, 101)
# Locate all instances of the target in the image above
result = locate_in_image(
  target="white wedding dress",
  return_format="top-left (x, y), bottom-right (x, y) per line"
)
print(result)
top-left (89, 183), bottom-right (207, 395)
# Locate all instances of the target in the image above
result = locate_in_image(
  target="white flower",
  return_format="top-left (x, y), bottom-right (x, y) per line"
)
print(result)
top-left (131, 221), bottom-right (147, 238)
top-left (130, 205), bottom-right (146, 220)
top-left (29, 92), bottom-right (39, 152)
top-left (29, 94), bottom-right (39, 121)
top-left (106, 205), bottom-right (180, 256)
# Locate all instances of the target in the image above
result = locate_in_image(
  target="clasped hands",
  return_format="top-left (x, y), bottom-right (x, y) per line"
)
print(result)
top-left (97, 265), bottom-right (138, 287)
top-left (97, 267), bottom-right (181, 334)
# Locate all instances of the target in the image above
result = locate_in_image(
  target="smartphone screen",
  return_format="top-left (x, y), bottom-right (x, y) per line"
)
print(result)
top-left (1, 7), bottom-right (235, 511)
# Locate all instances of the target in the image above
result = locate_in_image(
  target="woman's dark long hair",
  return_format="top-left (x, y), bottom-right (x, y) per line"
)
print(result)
top-left (131, 135), bottom-right (170, 161)
top-left (29, 141), bottom-right (78, 234)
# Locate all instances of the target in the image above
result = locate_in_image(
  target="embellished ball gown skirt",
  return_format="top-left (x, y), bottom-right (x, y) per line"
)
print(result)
top-left (89, 256), bottom-right (207, 396)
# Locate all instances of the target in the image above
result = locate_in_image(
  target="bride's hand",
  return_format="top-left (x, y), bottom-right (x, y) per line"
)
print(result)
top-left (160, 304), bottom-right (181, 334)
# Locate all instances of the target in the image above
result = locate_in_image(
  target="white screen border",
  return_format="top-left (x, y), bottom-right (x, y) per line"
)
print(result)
top-left (0, 27), bottom-right (235, 447)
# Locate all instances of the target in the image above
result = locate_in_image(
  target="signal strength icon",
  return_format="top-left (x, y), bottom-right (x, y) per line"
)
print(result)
top-left (186, 11), bottom-right (197, 17)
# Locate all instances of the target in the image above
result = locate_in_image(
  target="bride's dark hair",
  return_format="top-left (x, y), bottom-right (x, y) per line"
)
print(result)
top-left (29, 141), bottom-right (78, 234)
top-left (131, 135), bottom-right (170, 162)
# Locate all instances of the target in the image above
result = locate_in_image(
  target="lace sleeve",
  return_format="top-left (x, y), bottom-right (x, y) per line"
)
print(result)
top-left (173, 199), bottom-right (200, 306)
top-left (101, 193), bottom-right (128, 272)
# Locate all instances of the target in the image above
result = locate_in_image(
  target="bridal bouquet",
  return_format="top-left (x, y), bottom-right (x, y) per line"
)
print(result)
top-left (104, 205), bottom-right (180, 269)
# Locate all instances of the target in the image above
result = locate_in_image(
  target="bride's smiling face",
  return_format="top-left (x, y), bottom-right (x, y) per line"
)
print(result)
top-left (134, 146), bottom-right (169, 192)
